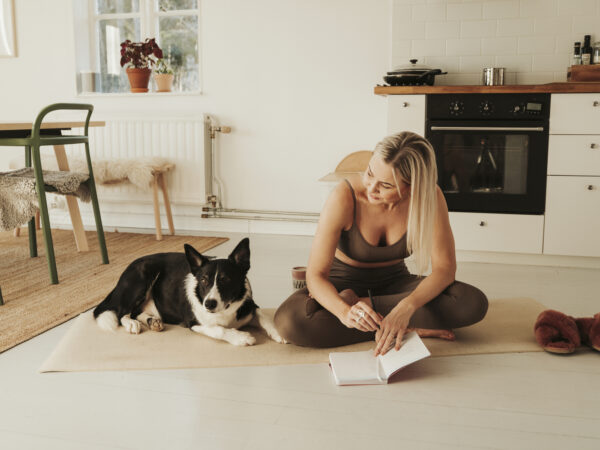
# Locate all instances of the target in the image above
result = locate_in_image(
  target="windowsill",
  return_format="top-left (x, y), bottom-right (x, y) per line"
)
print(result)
top-left (77, 91), bottom-right (202, 98)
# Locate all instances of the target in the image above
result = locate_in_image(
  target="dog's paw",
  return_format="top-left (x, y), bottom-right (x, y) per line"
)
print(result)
top-left (230, 331), bottom-right (256, 346)
top-left (268, 331), bottom-right (288, 344)
top-left (147, 317), bottom-right (165, 332)
top-left (125, 319), bottom-right (142, 334)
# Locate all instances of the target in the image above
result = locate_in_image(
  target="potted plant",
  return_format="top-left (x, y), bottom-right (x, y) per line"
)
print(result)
top-left (120, 38), bottom-right (163, 93)
top-left (154, 58), bottom-right (175, 92)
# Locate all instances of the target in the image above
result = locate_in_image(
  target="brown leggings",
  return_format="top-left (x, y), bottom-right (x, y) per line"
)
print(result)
top-left (274, 258), bottom-right (489, 348)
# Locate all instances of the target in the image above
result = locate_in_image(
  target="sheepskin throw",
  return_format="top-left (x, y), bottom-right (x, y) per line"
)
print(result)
top-left (33, 155), bottom-right (173, 191)
top-left (0, 169), bottom-right (89, 231)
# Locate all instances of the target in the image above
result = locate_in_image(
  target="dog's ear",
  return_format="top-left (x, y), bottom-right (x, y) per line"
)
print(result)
top-left (228, 237), bottom-right (250, 273)
top-left (184, 244), bottom-right (209, 269)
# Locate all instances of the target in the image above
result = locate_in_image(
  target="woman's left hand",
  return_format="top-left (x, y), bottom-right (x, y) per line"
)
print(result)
top-left (374, 300), bottom-right (415, 356)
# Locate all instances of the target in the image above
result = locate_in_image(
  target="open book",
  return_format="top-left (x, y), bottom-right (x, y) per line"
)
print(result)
top-left (329, 331), bottom-right (431, 385)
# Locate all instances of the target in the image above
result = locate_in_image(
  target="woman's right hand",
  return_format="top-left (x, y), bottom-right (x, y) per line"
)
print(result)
top-left (338, 297), bottom-right (382, 332)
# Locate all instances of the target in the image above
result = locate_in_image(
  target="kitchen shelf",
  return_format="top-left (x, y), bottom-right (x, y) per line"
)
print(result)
top-left (374, 82), bottom-right (600, 96)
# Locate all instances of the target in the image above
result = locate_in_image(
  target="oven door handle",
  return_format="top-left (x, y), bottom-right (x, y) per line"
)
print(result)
top-left (429, 126), bottom-right (545, 132)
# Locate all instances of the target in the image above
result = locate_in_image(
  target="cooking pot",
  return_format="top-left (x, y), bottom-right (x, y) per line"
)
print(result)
top-left (384, 59), bottom-right (447, 86)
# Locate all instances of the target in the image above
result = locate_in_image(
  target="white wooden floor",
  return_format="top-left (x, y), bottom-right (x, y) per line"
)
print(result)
top-left (1, 232), bottom-right (599, 450)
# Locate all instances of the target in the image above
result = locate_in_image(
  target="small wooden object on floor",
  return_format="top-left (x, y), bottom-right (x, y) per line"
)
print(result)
top-left (151, 163), bottom-right (175, 240)
top-left (14, 211), bottom-right (40, 237)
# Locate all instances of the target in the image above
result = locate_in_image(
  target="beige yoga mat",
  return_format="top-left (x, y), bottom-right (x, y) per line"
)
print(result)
top-left (40, 297), bottom-right (546, 373)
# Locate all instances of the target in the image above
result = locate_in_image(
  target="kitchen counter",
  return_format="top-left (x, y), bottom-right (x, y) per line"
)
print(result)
top-left (374, 82), bottom-right (600, 95)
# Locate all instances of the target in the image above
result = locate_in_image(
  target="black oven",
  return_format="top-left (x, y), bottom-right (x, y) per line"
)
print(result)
top-left (426, 93), bottom-right (550, 214)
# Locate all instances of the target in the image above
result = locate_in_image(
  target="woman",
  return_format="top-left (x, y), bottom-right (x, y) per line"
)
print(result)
top-left (274, 131), bottom-right (488, 355)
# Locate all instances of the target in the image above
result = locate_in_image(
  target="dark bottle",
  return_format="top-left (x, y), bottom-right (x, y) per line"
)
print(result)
top-left (582, 35), bottom-right (592, 65)
top-left (573, 42), bottom-right (582, 65)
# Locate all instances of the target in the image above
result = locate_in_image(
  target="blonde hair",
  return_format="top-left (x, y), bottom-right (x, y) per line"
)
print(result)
top-left (374, 131), bottom-right (438, 275)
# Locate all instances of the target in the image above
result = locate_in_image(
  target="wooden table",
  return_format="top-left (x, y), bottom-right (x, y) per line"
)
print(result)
top-left (0, 120), bottom-right (105, 252)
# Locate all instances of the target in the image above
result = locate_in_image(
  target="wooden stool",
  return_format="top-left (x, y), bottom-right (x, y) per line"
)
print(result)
top-left (151, 163), bottom-right (175, 240)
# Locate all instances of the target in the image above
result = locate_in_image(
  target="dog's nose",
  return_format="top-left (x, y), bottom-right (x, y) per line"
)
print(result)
top-left (204, 299), bottom-right (218, 311)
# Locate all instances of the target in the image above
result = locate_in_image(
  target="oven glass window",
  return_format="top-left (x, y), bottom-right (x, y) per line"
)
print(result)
top-left (438, 134), bottom-right (529, 195)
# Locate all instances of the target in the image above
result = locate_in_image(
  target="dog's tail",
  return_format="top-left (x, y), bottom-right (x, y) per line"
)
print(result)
top-left (93, 290), bottom-right (119, 332)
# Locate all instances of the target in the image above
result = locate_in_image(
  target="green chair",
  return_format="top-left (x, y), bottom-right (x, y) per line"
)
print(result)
top-left (0, 103), bottom-right (109, 284)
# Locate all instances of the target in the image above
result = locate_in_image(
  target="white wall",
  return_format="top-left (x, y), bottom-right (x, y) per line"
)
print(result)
top-left (392, 0), bottom-right (600, 85)
top-left (0, 0), bottom-right (390, 232)
top-left (5, 0), bottom-right (598, 235)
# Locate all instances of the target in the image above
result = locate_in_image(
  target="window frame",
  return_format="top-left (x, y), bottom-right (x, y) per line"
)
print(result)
top-left (86, 0), bottom-right (201, 95)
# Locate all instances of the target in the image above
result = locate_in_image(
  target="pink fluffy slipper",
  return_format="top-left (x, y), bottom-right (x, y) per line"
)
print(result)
top-left (534, 310), bottom-right (581, 354)
top-left (575, 313), bottom-right (600, 352)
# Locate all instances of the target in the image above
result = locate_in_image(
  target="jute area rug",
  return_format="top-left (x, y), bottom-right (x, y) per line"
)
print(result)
top-left (39, 297), bottom-right (546, 373)
top-left (0, 229), bottom-right (228, 354)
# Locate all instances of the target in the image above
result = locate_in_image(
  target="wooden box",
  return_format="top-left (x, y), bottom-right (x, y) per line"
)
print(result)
top-left (568, 64), bottom-right (600, 82)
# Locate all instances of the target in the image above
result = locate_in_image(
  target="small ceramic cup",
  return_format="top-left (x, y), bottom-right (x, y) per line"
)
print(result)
top-left (291, 266), bottom-right (307, 290)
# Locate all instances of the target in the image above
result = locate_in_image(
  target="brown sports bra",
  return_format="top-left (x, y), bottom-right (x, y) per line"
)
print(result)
top-left (336, 179), bottom-right (410, 263)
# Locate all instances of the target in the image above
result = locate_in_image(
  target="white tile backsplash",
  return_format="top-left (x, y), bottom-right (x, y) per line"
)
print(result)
top-left (496, 18), bottom-right (534, 36)
top-left (558, 0), bottom-right (597, 16)
top-left (459, 55), bottom-right (495, 72)
top-left (533, 17), bottom-right (568, 35)
top-left (446, 2), bottom-right (482, 20)
top-left (412, 38), bottom-right (447, 56)
top-left (482, 37), bottom-right (518, 55)
top-left (461, 20), bottom-right (497, 37)
top-left (532, 54), bottom-right (571, 72)
top-left (390, 0), bottom-right (600, 84)
top-left (483, 1), bottom-right (520, 19)
top-left (571, 15), bottom-right (600, 33)
top-left (517, 36), bottom-right (556, 55)
top-left (425, 21), bottom-right (460, 38)
top-left (495, 54), bottom-right (533, 72)
top-left (519, 0), bottom-right (558, 18)
top-left (412, 4), bottom-right (446, 20)
top-left (446, 38), bottom-right (481, 56)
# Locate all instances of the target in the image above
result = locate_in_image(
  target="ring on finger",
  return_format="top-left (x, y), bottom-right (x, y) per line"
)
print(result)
top-left (356, 309), bottom-right (365, 319)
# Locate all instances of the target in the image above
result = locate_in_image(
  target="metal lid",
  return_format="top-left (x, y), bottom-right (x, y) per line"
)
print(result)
top-left (387, 59), bottom-right (439, 75)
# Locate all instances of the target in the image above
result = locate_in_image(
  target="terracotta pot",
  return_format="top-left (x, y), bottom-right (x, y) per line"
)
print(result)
top-left (126, 67), bottom-right (152, 93)
top-left (154, 73), bottom-right (174, 92)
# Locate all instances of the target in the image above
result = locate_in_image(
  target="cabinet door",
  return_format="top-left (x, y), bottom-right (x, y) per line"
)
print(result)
top-left (544, 176), bottom-right (600, 257)
top-left (548, 135), bottom-right (600, 176)
top-left (449, 212), bottom-right (544, 254)
top-left (387, 95), bottom-right (425, 136)
top-left (550, 93), bottom-right (600, 134)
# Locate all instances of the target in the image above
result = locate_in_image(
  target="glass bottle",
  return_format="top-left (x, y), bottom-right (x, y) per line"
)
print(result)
top-left (593, 42), bottom-right (600, 65)
top-left (582, 35), bottom-right (592, 65)
top-left (573, 42), bottom-right (582, 65)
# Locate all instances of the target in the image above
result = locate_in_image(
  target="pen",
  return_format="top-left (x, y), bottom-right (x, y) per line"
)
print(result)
top-left (367, 289), bottom-right (376, 314)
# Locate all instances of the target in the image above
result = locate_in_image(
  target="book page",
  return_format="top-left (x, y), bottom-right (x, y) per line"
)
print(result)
top-left (328, 350), bottom-right (385, 385)
top-left (378, 331), bottom-right (431, 379)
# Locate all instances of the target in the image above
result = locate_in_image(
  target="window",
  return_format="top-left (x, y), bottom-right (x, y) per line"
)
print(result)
top-left (76, 0), bottom-right (200, 94)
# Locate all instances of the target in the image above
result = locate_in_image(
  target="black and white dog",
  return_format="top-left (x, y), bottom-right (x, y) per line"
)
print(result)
top-left (93, 238), bottom-right (285, 346)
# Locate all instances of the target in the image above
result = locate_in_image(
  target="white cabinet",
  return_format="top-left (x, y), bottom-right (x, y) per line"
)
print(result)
top-left (548, 135), bottom-right (600, 176)
top-left (449, 212), bottom-right (544, 254)
top-left (544, 93), bottom-right (600, 257)
top-left (387, 95), bottom-right (425, 136)
top-left (543, 177), bottom-right (600, 257)
top-left (550, 93), bottom-right (600, 134)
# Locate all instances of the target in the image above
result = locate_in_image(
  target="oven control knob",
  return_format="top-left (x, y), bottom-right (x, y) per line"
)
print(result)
top-left (449, 101), bottom-right (464, 116)
top-left (479, 101), bottom-right (494, 115)
top-left (511, 103), bottom-right (526, 114)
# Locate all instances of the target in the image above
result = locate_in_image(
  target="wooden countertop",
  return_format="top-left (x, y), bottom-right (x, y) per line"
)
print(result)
top-left (374, 82), bottom-right (600, 95)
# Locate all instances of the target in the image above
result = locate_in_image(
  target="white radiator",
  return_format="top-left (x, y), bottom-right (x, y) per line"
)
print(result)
top-left (66, 117), bottom-right (206, 205)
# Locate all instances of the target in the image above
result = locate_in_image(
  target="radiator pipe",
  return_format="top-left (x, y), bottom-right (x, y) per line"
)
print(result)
top-left (203, 115), bottom-right (320, 223)
top-left (203, 212), bottom-right (319, 223)
top-left (203, 115), bottom-right (215, 206)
